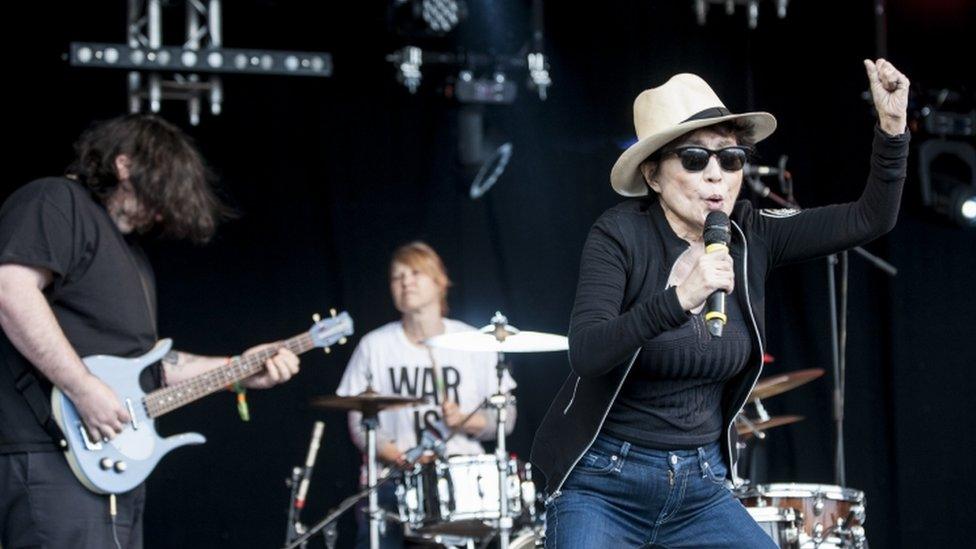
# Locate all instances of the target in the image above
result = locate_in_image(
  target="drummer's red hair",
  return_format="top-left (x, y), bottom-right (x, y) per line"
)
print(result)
top-left (390, 241), bottom-right (452, 315)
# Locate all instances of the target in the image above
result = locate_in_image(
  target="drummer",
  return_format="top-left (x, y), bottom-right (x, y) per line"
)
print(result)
top-left (336, 241), bottom-right (517, 548)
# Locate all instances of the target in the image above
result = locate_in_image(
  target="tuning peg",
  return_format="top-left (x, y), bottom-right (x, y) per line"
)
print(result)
top-left (339, 337), bottom-right (348, 345)
top-left (312, 313), bottom-right (321, 323)
top-left (324, 347), bottom-right (331, 354)
top-left (330, 308), bottom-right (337, 318)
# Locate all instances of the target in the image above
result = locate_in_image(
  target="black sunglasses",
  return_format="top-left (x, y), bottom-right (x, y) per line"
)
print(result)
top-left (663, 146), bottom-right (753, 172)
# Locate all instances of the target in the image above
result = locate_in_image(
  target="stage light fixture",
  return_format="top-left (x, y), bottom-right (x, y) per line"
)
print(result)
top-left (455, 70), bottom-right (517, 105)
top-left (421, 0), bottom-right (462, 33)
top-left (391, 0), bottom-right (467, 37)
top-left (918, 139), bottom-right (976, 228)
top-left (527, 52), bottom-right (551, 100)
top-left (389, 46), bottom-right (423, 93)
top-left (693, 0), bottom-right (789, 29)
top-left (181, 50), bottom-right (198, 67)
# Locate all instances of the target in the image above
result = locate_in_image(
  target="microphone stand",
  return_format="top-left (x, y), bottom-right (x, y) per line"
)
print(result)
top-left (284, 421), bottom-right (326, 549)
top-left (285, 466), bottom-right (306, 548)
top-left (748, 172), bottom-right (897, 487)
top-left (282, 474), bottom-right (399, 549)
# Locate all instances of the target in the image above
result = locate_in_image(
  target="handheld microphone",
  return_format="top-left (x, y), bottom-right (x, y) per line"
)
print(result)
top-left (295, 421), bottom-right (325, 510)
top-left (703, 211), bottom-right (731, 337)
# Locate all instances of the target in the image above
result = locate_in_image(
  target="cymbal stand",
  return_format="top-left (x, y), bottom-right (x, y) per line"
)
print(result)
top-left (753, 398), bottom-right (771, 423)
top-left (487, 312), bottom-right (515, 549)
top-left (363, 409), bottom-right (382, 549)
top-left (735, 414), bottom-right (767, 441)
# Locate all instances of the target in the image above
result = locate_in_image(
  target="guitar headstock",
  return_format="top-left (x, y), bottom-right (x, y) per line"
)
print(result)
top-left (309, 309), bottom-right (354, 353)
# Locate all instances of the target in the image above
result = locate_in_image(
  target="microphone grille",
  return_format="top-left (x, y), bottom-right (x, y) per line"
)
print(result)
top-left (704, 211), bottom-right (731, 245)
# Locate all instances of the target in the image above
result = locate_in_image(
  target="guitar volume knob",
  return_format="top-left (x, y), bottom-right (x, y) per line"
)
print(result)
top-left (114, 461), bottom-right (127, 473)
top-left (100, 458), bottom-right (113, 470)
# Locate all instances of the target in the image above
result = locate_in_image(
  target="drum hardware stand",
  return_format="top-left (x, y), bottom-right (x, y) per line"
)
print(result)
top-left (283, 473), bottom-right (399, 549)
top-left (363, 393), bottom-right (383, 549)
top-left (752, 398), bottom-right (772, 422)
top-left (827, 237), bottom-right (895, 488)
top-left (425, 312), bottom-right (520, 549)
top-left (735, 415), bottom-right (767, 441)
top-left (307, 382), bottom-right (431, 549)
top-left (340, 374), bottom-right (386, 549)
top-left (487, 311), bottom-right (516, 549)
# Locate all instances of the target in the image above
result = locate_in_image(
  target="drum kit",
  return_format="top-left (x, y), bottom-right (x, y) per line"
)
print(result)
top-left (733, 361), bottom-right (868, 548)
top-left (286, 312), bottom-right (552, 549)
top-left (284, 318), bottom-right (867, 549)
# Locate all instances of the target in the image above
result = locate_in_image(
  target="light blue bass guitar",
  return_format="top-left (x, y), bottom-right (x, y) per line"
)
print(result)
top-left (51, 311), bottom-right (354, 494)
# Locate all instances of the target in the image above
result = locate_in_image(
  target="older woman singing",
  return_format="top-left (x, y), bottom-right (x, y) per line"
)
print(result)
top-left (531, 59), bottom-right (910, 548)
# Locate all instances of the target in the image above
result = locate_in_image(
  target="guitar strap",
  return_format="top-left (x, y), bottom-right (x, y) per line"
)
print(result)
top-left (1, 341), bottom-right (67, 448)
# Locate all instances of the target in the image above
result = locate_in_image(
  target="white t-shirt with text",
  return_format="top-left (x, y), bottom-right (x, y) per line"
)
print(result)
top-left (336, 319), bottom-right (517, 457)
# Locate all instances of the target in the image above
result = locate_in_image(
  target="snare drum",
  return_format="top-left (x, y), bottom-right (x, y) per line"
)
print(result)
top-left (737, 483), bottom-right (867, 548)
top-left (397, 454), bottom-right (524, 538)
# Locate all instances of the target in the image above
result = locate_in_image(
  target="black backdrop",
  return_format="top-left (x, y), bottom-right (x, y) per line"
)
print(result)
top-left (5, 2), bottom-right (975, 547)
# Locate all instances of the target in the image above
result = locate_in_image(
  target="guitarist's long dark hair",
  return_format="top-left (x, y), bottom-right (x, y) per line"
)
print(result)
top-left (67, 114), bottom-right (231, 243)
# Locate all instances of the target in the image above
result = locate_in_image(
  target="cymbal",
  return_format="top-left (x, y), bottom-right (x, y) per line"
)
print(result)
top-left (748, 368), bottom-right (824, 401)
top-left (425, 329), bottom-right (568, 353)
top-left (310, 389), bottom-right (428, 413)
top-left (736, 414), bottom-right (804, 437)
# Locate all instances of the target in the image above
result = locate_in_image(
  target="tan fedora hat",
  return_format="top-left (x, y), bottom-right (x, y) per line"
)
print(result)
top-left (610, 73), bottom-right (777, 197)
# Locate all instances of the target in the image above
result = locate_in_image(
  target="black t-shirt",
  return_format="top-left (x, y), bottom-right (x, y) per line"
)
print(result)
top-left (0, 177), bottom-right (158, 453)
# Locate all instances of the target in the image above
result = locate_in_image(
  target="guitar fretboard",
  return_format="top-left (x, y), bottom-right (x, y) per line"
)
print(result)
top-left (143, 333), bottom-right (315, 418)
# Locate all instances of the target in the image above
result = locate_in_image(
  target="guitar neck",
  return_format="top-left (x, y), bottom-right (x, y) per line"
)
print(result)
top-left (144, 332), bottom-right (315, 419)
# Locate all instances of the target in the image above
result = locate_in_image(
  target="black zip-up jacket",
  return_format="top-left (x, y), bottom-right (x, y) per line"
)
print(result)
top-left (530, 127), bottom-right (909, 496)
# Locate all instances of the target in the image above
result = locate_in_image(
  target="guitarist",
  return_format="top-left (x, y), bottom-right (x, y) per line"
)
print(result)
top-left (0, 114), bottom-right (300, 549)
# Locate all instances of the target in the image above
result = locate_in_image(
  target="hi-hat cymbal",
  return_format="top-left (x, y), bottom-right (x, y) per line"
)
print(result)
top-left (736, 414), bottom-right (804, 438)
top-left (748, 368), bottom-right (824, 401)
top-left (310, 389), bottom-right (428, 414)
top-left (425, 329), bottom-right (568, 353)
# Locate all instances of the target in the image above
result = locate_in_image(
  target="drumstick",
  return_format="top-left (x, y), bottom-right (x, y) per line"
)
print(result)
top-left (425, 345), bottom-right (447, 405)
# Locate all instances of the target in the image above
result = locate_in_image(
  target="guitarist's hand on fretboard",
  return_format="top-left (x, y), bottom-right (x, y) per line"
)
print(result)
top-left (238, 343), bottom-right (301, 389)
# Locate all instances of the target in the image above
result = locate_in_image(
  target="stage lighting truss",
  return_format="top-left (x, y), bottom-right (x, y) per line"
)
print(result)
top-left (693, 0), bottom-right (789, 29)
top-left (69, 0), bottom-right (333, 125)
top-left (70, 43), bottom-right (334, 78)
top-left (386, 0), bottom-right (549, 101)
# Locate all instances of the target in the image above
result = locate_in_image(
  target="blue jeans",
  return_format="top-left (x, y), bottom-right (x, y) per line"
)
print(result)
top-left (545, 434), bottom-right (776, 549)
